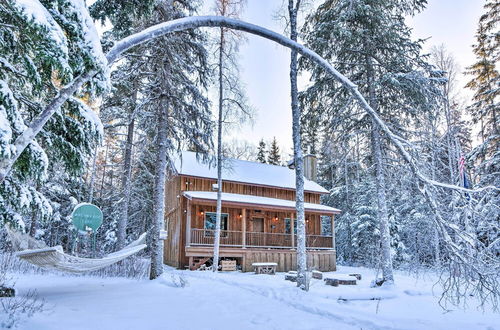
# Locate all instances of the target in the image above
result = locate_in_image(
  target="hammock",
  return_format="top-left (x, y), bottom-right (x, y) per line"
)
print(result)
top-left (5, 225), bottom-right (147, 273)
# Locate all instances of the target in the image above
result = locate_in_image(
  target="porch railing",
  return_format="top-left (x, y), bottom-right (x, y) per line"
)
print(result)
top-left (190, 229), bottom-right (243, 247)
top-left (189, 229), bottom-right (333, 249)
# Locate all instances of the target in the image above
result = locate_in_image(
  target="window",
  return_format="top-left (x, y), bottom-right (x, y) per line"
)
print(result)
top-left (204, 212), bottom-right (228, 232)
top-left (285, 218), bottom-right (297, 234)
top-left (321, 215), bottom-right (332, 236)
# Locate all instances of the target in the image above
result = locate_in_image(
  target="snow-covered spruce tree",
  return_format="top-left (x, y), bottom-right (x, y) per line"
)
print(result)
top-left (90, 0), bottom-right (155, 250)
top-left (0, 0), bottom-right (105, 238)
top-left (465, 0), bottom-right (499, 267)
top-left (267, 137), bottom-right (282, 166)
top-left (301, 0), bottom-right (440, 285)
top-left (319, 136), bottom-right (379, 266)
top-left (256, 139), bottom-right (267, 163)
top-left (134, 1), bottom-right (212, 279)
top-left (211, 0), bottom-right (250, 272)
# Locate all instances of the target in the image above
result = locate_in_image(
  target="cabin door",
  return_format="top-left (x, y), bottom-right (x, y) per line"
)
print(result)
top-left (252, 218), bottom-right (264, 232)
top-left (251, 218), bottom-right (264, 246)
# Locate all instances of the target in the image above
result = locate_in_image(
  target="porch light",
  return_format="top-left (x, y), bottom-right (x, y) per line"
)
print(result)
top-left (239, 214), bottom-right (243, 218)
top-left (274, 216), bottom-right (279, 221)
top-left (200, 211), bottom-right (204, 216)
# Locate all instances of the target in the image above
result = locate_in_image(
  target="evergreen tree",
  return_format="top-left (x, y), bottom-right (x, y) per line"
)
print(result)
top-left (0, 0), bottom-right (105, 237)
top-left (465, 0), bottom-right (499, 254)
top-left (91, 0), bottom-right (155, 250)
top-left (91, 0), bottom-right (213, 278)
top-left (267, 137), bottom-right (282, 165)
top-left (465, 0), bottom-right (499, 180)
top-left (301, 0), bottom-right (440, 284)
top-left (256, 139), bottom-right (267, 163)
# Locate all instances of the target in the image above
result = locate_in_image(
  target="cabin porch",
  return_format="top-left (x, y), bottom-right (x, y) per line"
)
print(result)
top-left (181, 191), bottom-right (338, 272)
top-left (185, 246), bottom-right (336, 272)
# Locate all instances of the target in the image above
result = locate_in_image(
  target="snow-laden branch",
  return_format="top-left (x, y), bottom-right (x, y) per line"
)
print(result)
top-left (0, 71), bottom-right (95, 182)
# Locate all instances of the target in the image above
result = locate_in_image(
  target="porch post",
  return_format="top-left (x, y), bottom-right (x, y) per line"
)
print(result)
top-left (291, 212), bottom-right (295, 249)
top-left (242, 208), bottom-right (246, 249)
top-left (186, 198), bottom-right (192, 247)
top-left (331, 215), bottom-right (335, 249)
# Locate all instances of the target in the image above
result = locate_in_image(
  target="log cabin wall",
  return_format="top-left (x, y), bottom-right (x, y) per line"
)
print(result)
top-left (179, 175), bottom-right (321, 204)
top-left (163, 175), bottom-right (184, 267)
top-left (163, 173), bottom-right (332, 269)
top-left (189, 204), bottom-right (323, 235)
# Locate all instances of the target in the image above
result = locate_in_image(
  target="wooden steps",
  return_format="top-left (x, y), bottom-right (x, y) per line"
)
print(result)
top-left (189, 256), bottom-right (212, 270)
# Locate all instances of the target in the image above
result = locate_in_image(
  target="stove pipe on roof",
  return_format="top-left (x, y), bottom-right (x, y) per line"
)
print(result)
top-left (287, 154), bottom-right (318, 182)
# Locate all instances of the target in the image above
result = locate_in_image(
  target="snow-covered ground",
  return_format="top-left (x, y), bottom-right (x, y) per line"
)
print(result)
top-left (9, 266), bottom-right (500, 330)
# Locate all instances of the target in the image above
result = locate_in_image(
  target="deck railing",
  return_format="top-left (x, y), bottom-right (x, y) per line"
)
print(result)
top-left (189, 229), bottom-right (333, 249)
top-left (190, 229), bottom-right (243, 247)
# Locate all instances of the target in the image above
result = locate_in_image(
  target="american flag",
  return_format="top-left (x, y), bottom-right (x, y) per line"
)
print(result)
top-left (458, 154), bottom-right (465, 177)
top-left (458, 154), bottom-right (470, 189)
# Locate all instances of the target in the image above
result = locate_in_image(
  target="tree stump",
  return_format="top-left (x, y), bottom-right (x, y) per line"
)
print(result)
top-left (0, 286), bottom-right (15, 297)
top-left (349, 273), bottom-right (362, 280)
top-left (324, 277), bottom-right (357, 286)
top-left (312, 270), bottom-right (323, 279)
top-left (338, 278), bottom-right (357, 285)
top-left (324, 278), bottom-right (339, 287)
top-left (285, 274), bottom-right (297, 282)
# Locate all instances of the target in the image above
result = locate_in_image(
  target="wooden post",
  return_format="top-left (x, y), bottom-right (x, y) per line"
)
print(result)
top-left (242, 208), bottom-right (246, 249)
top-left (291, 212), bottom-right (295, 249)
top-left (186, 199), bottom-right (192, 247)
top-left (331, 215), bottom-right (335, 249)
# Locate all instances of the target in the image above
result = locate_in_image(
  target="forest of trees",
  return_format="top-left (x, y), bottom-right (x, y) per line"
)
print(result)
top-left (0, 0), bottom-right (498, 309)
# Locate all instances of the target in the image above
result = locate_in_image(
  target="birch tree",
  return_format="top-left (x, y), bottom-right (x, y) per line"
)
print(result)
top-left (286, 0), bottom-right (309, 290)
top-left (212, 0), bottom-right (250, 272)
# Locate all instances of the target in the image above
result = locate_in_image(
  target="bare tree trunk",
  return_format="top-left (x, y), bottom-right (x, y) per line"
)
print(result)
top-left (288, 0), bottom-right (308, 291)
top-left (88, 145), bottom-right (98, 203)
top-left (344, 156), bottom-right (353, 262)
top-left (213, 25), bottom-right (225, 273)
top-left (29, 212), bottom-right (37, 237)
top-left (99, 143), bottom-right (109, 199)
top-left (366, 55), bottom-right (394, 285)
top-left (150, 69), bottom-right (169, 279)
top-left (370, 121), bottom-right (394, 284)
top-left (117, 112), bottom-right (135, 249)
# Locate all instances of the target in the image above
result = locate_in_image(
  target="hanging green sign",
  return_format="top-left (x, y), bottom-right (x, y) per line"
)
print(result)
top-left (71, 203), bottom-right (103, 232)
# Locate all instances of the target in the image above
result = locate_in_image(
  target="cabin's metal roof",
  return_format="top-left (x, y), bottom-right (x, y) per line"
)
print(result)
top-left (183, 191), bottom-right (340, 214)
top-left (173, 151), bottom-right (329, 194)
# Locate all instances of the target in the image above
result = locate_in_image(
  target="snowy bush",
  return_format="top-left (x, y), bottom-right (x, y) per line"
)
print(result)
top-left (0, 253), bottom-right (44, 329)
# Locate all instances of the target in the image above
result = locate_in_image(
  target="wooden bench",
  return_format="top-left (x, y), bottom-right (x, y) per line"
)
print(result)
top-left (252, 262), bottom-right (277, 275)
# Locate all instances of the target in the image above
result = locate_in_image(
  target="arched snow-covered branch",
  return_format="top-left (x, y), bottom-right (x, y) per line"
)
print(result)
top-left (2, 15), bottom-right (495, 197)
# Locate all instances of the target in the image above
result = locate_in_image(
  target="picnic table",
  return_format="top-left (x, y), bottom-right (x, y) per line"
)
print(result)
top-left (252, 262), bottom-right (277, 275)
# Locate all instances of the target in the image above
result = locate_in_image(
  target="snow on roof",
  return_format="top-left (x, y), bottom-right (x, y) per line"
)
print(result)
top-left (173, 151), bottom-right (329, 194)
top-left (183, 191), bottom-right (340, 214)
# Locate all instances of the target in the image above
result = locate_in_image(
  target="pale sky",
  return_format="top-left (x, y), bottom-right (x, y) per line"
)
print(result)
top-left (200, 0), bottom-right (485, 154)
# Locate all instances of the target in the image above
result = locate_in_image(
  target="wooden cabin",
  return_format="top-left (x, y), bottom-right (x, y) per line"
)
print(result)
top-left (163, 151), bottom-right (340, 272)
